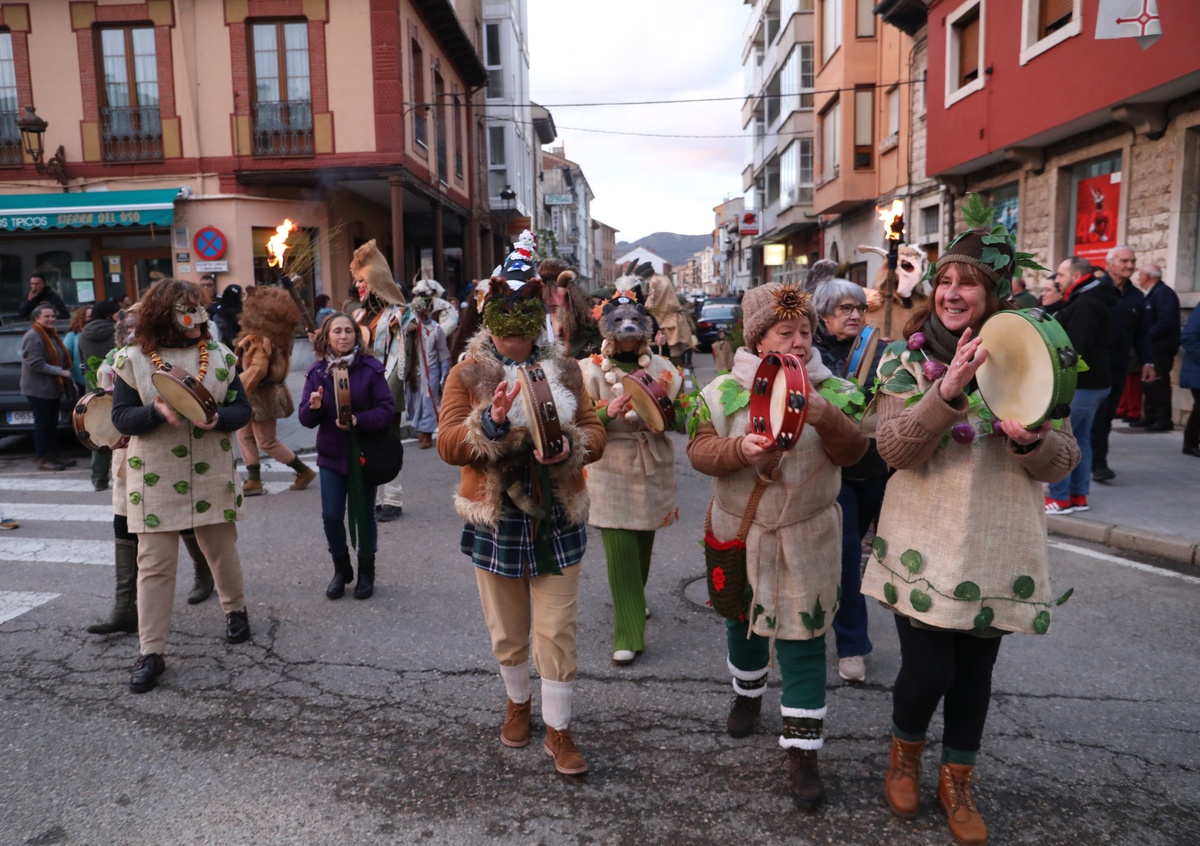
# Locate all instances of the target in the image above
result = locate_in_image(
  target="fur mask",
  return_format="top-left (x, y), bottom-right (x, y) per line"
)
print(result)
top-left (598, 292), bottom-right (653, 347)
top-left (350, 240), bottom-right (405, 305)
top-left (237, 286), bottom-right (302, 348)
top-left (482, 277), bottom-right (546, 339)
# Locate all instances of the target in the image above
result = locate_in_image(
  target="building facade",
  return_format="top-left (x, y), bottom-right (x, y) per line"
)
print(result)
top-left (590, 218), bottom-right (618, 288)
top-left (0, 0), bottom-right (486, 318)
top-left (539, 146), bottom-right (593, 284)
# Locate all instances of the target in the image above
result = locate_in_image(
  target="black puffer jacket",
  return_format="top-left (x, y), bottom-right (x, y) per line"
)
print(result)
top-left (1052, 277), bottom-right (1119, 390)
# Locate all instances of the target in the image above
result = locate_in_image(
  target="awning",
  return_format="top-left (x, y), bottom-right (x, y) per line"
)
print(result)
top-left (0, 189), bottom-right (179, 232)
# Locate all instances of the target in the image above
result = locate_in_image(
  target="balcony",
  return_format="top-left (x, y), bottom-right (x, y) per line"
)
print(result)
top-left (0, 110), bottom-right (21, 166)
top-left (252, 100), bottom-right (313, 157)
top-left (101, 105), bottom-right (163, 162)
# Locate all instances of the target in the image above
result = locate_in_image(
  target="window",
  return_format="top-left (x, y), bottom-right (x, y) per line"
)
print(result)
top-left (434, 71), bottom-right (447, 184)
top-left (488, 125), bottom-right (507, 197)
top-left (988, 183), bottom-right (1019, 236)
top-left (455, 86), bottom-right (465, 179)
top-left (857, 0), bottom-right (876, 37)
top-left (821, 0), bottom-right (842, 64)
top-left (886, 87), bottom-right (900, 137)
top-left (945, 0), bottom-right (985, 107)
top-left (1067, 154), bottom-right (1121, 265)
top-left (411, 39), bottom-right (426, 146)
top-left (820, 99), bottom-right (839, 183)
top-left (0, 32), bottom-right (19, 166)
top-left (799, 43), bottom-right (814, 107)
top-left (854, 88), bottom-right (873, 170)
top-left (251, 22), bottom-right (312, 157)
top-left (921, 204), bottom-right (940, 238)
top-left (98, 27), bottom-right (162, 162)
top-left (780, 142), bottom-right (798, 209)
top-left (1019, 0), bottom-right (1081, 65)
top-left (484, 23), bottom-right (503, 99)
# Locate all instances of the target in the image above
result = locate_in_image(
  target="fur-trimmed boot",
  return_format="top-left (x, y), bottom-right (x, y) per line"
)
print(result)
top-left (885, 735), bottom-right (926, 819)
top-left (87, 539), bottom-right (138, 635)
top-left (781, 709), bottom-right (826, 810)
top-left (326, 553), bottom-right (354, 599)
top-left (938, 763), bottom-right (988, 846)
top-left (354, 554), bottom-right (375, 599)
top-left (182, 532), bottom-right (213, 604)
top-left (726, 659), bottom-right (768, 738)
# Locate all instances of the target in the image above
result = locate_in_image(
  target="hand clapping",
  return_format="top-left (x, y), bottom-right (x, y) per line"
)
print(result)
top-left (939, 328), bottom-right (988, 402)
top-left (490, 380), bottom-right (520, 426)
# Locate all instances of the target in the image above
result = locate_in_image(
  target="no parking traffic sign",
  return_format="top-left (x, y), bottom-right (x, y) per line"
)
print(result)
top-left (193, 226), bottom-right (227, 261)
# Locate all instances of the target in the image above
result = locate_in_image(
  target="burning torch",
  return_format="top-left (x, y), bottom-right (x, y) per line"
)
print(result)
top-left (266, 219), bottom-right (317, 334)
top-left (876, 199), bottom-right (906, 339)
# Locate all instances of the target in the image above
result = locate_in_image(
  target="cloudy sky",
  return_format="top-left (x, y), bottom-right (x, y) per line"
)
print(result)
top-left (526, 0), bottom-right (751, 242)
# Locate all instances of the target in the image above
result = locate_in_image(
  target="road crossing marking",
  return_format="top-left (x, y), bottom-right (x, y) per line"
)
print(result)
top-left (1049, 540), bottom-right (1200, 586)
top-left (0, 502), bottom-right (112, 522)
top-left (0, 591), bottom-right (60, 625)
top-left (0, 538), bottom-right (113, 565)
top-left (0, 478), bottom-right (103, 493)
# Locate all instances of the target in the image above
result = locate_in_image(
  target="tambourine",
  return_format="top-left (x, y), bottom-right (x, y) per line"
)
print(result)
top-left (517, 364), bottom-right (564, 459)
top-left (331, 363), bottom-right (353, 427)
top-left (621, 369), bottom-right (676, 433)
top-left (844, 324), bottom-right (880, 387)
top-left (749, 353), bottom-right (811, 450)
top-left (151, 362), bottom-right (218, 424)
top-left (72, 389), bottom-right (129, 452)
top-left (976, 307), bottom-right (1079, 428)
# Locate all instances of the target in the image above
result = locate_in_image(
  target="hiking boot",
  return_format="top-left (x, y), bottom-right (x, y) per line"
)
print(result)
top-left (726, 694), bottom-right (762, 738)
top-left (938, 763), bottom-right (988, 846)
top-left (501, 698), bottom-right (531, 748)
top-left (884, 735), bottom-right (925, 819)
top-left (291, 466), bottom-right (317, 491)
top-left (786, 748), bottom-right (824, 810)
top-left (242, 479), bottom-right (264, 496)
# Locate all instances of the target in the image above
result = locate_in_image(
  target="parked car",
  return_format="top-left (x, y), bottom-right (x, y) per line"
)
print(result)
top-left (0, 321), bottom-right (75, 434)
top-left (695, 297), bottom-right (741, 351)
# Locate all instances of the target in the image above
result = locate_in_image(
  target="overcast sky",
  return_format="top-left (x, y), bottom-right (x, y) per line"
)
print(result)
top-left (526, 0), bottom-right (751, 242)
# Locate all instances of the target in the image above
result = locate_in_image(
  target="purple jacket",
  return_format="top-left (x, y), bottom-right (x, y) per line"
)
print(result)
top-left (299, 354), bottom-right (395, 475)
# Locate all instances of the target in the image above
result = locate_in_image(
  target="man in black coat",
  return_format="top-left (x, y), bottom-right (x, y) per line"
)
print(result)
top-left (17, 275), bottom-right (70, 320)
top-left (1134, 265), bottom-right (1181, 432)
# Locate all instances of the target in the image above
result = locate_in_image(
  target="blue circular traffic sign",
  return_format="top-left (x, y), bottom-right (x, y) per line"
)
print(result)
top-left (193, 227), bottom-right (227, 260)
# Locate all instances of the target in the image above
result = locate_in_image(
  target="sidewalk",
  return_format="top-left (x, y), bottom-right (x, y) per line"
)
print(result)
top-left (1046, 419), bottom-right (1200, 566)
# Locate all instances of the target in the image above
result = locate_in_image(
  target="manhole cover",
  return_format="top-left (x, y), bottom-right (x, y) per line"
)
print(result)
top-left (683, 576), bottom-right (714, 610)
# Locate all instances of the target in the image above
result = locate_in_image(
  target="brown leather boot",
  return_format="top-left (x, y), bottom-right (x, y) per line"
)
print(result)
top-left (544, 726), bottom-right (588, 775)
top-left (501, 698), bottom-right (531, 748)
top-left (726, 694), bottom-right (762, 738)
top-left (786, 748), bottom-right (824, 810)
top-left (938, 763), bottom-right (988, 846)
top-left (884, 735), bottom-right (925, 819)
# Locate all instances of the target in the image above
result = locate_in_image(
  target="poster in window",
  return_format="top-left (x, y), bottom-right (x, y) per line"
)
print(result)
top-left (990, 187), bottom-right (1019, 236)
top-left (1073, 172), bottom-right (1121, 264)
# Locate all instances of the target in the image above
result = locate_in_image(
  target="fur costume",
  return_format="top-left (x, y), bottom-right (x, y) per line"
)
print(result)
top-left (856, 244), bottom-right (931, 338)
top-left (234, 287), bottom-right (302, 422)
top-left (350, 240), bottom-right (405, 306)
top-left (438, 330), bottom-right (602, 529)
top-left (644, 274), bottom-right (689, 351)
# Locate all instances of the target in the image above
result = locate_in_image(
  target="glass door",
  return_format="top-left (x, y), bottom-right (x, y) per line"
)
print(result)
top-left (102, 254), bottom-right (128, 302)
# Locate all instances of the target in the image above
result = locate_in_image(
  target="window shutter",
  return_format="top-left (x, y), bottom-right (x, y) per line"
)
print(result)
top-left (958, 14), bottom-right (980, 87)
top-left (1039, 0), bottom-right (1073, 37)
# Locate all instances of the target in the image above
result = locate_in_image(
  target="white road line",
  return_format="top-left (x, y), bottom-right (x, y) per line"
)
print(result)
top-left (0, 478), bottom-right (102, 493)
top-left (0, 538), bottom-right (113, 566)
top-left (0, 591), bottom-right (60, 625)
top-left (0, 503), bottom-right (112, 522)
top-left (1049, 540), bottom-right (1200, 586)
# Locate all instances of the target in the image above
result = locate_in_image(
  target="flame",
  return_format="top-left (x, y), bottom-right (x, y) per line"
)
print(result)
top-left (876, 199), bottom-right (905, 241)
top-left (266, 219), bottom-right (297, 268)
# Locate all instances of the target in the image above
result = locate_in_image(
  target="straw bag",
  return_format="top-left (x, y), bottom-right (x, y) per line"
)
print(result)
top-left (703, 474), bottom-right (771, 621)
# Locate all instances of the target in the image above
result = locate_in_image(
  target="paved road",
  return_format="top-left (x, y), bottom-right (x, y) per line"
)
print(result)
top-left (1, 360), bottom-right (1198, 845)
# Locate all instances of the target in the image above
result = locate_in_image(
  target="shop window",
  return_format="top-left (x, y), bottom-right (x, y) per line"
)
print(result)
top-left (250, 21), bottom-right (313, 157)
top-left (945, 0), bottom-right (985, 107)
top-left (987, 182), bottom-right (1020, 236)
top-left (97, 27), bottom-right (162, 162)
top-left (1067, 153), bottom-right (1122, 266)
top-left (1019, 0), bottom-right (1082, 65)
top-left (411, 39), bottom-right (427, 146)
top-left (0, 31), bottom-right (19, 166)
top-left (251, 225), bottom-right (319, 313)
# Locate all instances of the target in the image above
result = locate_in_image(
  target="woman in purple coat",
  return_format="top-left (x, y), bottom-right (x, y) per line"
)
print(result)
top-left (299, 313), bottom-right (394, 599)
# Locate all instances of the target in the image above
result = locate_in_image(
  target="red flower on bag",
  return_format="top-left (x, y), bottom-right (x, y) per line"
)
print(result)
top-left (712, 567), bottom-right (727, 592)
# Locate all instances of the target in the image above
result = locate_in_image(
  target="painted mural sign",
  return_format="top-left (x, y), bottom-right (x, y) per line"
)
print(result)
top-left (1073, 172), bottom-right (1121, 264)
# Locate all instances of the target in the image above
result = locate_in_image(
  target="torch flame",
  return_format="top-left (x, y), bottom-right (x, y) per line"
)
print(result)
top-left (876, 199), bottom-right (905, 241)
top-left (266, 219), bottom-right (297, 268)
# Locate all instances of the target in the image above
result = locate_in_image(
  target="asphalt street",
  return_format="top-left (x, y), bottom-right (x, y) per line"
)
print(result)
top-left (1, 357), bottom-right (1198, 846)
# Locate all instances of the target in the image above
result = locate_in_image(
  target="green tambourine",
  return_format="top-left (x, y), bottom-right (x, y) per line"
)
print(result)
top-left (976, 307), bottom-right (1079, 429)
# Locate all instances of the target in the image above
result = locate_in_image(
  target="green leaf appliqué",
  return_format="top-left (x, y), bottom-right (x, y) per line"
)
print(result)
top-left (220, 438), bottom-right (232, 452)
top-left (223, 509), bottom-right (237, 522)
top-left (883, 582), bottom-right (898, 605)
top-left (173, 481), bottom-right (190, 494)
top-left (127, 456), bottom-right (143, 470)
top-left (225, 389), bottom-right (238, 404)
top-left (196, 501), bottom-right (211, 513)
top-left (215, 367), bottom-right (229, 381)
top-left (872, 536), bottom-right (888, 561)
top-left (194, 462), bottom-right (211, 475)
top-left (900, 549), bottom-right (924, 574)
top-left (1013, 575), bottom-right (1036, 599)
top-left (909, 589), bottom-right (932, 612)
top-left (1032, 610), bottom-right (1051, 635)
top-left (225, 353), bottom-right (237, 368)
top-left (1054, 587), bottom-right (1074, 606)
top-left (170, 445), bottom-right (188, 458)
top-left (974, 607), bottom-right (995, 630)
top-left (953, 581), bottom-right (982, 601)
top-left (129, 491), bottom-right (141, 505)
top-left (143, 472), bottom-right (160, 487)
top-left (718, 379), bottom-right (750, 416)
top-left (144, 514), bottom-right (160, 528)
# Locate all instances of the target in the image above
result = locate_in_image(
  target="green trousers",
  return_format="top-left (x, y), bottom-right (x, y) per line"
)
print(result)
top-left (601, 527), bottom-right (655, 652)
top-left (726, 619), bottom-right (827, 711)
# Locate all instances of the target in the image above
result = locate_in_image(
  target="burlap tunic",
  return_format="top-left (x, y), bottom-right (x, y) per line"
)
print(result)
top-left (113, 343), bottom-right (244, 534)
top-left (860, 346), bottom-right (1080, 634)
top-left (689, 350), bottom-right (867, 641)
top-left (580, 353), bottom-right (680, 530)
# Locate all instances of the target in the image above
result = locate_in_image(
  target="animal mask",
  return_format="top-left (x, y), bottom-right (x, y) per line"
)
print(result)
top-left (482, 277), bottom-right (546, 339)
top-left (174, 304), bottom-right (205, 332)
top-left (598, 292), bottom-right (653, 346)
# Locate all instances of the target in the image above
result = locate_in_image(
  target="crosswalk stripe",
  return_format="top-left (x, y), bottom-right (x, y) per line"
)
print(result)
top-left (0, 538), bottom-right (113, 565)
top-left (0, 590), bottom-right (60, 625)
top-left (0, 503), bottom-right (112, 522)
top-left (0, 478), bottom-right (102, 493)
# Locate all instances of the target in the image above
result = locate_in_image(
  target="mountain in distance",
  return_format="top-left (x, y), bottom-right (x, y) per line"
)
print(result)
top-left (616, 232), bottom-right (711, 267)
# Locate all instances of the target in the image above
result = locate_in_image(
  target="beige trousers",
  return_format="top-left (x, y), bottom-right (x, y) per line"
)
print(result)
top-left (474, 565), bottom-right (581, 683)
top-left (236, 418), bottom-right (295, 467)
top-left (137, 522), bottom-right (245, 655)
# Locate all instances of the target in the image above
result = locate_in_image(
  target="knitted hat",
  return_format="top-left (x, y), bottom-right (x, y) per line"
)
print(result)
top-left (741, 282), bottom-right (813, 353)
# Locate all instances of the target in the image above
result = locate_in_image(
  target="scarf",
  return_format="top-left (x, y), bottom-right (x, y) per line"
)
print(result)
top-left (730, 345), bottom-right (833, 391)
top-left (33, 322), bottom-right (70, 392)
top-left (920, 312), bottom-right (960, 365)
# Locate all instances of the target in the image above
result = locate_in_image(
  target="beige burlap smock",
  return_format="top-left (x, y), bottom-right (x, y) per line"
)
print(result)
top-left (580, 352), bottom-right (681, 530)
top-left (860, 345), bottom-right (1080, 635)
top-left (113, 343), bottom-right (244, 534)
top-left (687, 349), bottom-right (867, 640)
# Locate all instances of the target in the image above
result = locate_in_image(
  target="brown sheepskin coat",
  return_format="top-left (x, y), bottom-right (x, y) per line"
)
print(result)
top-left (234, 287), bottom-right (301, 422)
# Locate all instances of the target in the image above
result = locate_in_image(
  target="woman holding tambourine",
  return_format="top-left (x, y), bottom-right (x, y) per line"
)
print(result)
top-left (859, 199), bottom-right (1080, 846)
top-left (110, 278), bottom-right (253, 695)
top-left (686, 282), bottom-right (867, 811)
top-left (298, 312), bottom-right (395, 600)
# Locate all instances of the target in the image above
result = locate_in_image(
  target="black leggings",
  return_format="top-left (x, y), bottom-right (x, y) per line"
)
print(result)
top-left (892, 615), bottom-right (1003, 753)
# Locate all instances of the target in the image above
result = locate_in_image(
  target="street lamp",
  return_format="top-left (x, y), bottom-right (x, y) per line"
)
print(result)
top-left (16, 105), bottom-right (68, 187)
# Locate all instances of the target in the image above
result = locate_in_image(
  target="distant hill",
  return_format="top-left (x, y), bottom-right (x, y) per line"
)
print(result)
top-left (616, 232), bottom-right (710, 267)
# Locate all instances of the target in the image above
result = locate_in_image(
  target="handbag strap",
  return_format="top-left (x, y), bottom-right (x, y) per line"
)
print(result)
top-left (704, 455), bottom-right (780, 542)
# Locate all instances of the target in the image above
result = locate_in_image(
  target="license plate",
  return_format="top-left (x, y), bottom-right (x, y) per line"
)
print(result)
top-left (6, 411), bottom-right (34, 425)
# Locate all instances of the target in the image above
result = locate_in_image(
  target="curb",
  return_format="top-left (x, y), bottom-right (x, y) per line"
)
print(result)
top-left (1047, 515), bottom-right (1200, 567)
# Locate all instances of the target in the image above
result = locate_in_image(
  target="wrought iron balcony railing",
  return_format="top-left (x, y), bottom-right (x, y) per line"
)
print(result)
top-left (252, 99), bottom-right (313, 157)
top-left (101, 105), bottom-right (163, 162)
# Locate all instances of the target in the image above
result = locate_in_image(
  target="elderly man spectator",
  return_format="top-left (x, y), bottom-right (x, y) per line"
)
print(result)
top-left (17, 275), bottom-right (70, 320)
top-left (1090, 246), bottom-right (1154, 483)
top-left (1009, 276), bottom-right (1039, 308)
top-left (1133, 265), bottom-right (1180, 432)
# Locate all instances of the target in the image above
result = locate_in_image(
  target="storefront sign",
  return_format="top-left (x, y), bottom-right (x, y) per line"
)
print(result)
top-left (0, 189), bottom-right (178, 232)
top-left (1073, 171), bottom-right (1121, 264)
top-left (0, 209), bottom-right (168, 230)
top-left (544, 193), bottom-right (573, 205)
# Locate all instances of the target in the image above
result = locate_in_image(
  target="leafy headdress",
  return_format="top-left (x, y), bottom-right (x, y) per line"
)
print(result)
top-left (928, 193), bottom-right (1045, 301)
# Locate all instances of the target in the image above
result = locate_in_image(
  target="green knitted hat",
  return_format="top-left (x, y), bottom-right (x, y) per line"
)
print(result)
top-left (932, 193), bottom-right (1045, 301)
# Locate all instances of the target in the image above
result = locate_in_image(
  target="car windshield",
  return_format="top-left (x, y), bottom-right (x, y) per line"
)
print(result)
top-left (0, 335), bottom-right (25, 364)
top-left (701, 305), bottom-right (738, 321)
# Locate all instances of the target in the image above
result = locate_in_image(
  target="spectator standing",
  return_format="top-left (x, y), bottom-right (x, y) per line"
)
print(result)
top-left (210, 284), bottom-right (244, 343)
top-left (1009, 276), bottom-right (1039, 308)
top-left (17, 275), bottom-right (70, 320)
top-left (20, 304), bottom-right (77, 471)
top-left (63, 307), bottom-right (91, 395)
top-left (711, 328), bottom-right (734, 372)
top-left (77, 299), bottom-right (123, 491)
top-left (1132, 266), bottom-right (1180, 432)
top-left (1179, 306), bottom-right (1200, 458)
top-left (1090, 246), bottom-right (1153, 483)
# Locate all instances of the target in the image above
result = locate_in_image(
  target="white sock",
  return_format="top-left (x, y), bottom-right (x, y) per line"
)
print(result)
top-left (540, 678), bottom-right (574, 731)
top-left (498, 662), bottom-right (531, 704)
